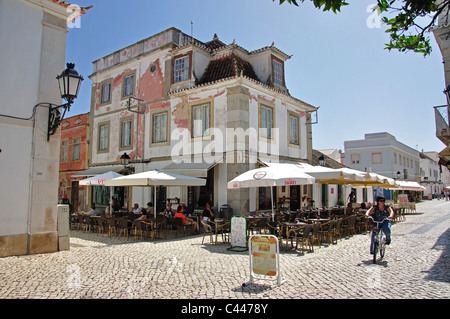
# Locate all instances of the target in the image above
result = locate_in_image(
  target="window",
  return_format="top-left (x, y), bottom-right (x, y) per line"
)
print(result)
top-left (192, 103), bottom-right (210, 138)
top-left (174, 55), bottom-right (190, 83)
top-left (153, 112), bottom-right (168, 143)
top-left (123, 74), bottom-right (134, 97)
top-left (372, 152), bottom-right (382, 164)
top-left (121, 119), bottom-right (132, 148)
top-left (99, 124), bottom-right (109, 151)
top-left (351, 154), bottom-right (360, 164)
top-left (61, 140), bottom-right (68, 162)
top-left (72, 138), bottom-right (81, 161)
top-left (101, 82), bottom-right (111, 104)
top-left (394, 153), bottom-right (397, 164)
top-left (272, 57), bottom-right (284, 86)
top-left (260, 104), bottom-right (273, 139)
top-left (289, 115), bottom-right (299, 145)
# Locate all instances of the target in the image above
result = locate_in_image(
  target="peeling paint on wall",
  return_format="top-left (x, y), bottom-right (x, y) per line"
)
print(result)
top-left (172, 96), bottom-right (189, 130)
top-left (139, 59), bottom-right (164, 101)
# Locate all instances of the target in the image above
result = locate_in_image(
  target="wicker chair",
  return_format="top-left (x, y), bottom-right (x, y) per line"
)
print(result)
top-left (201, 220), bottom-right (214, 244)
top-left (319, 220), bottom-right (334, 245)
top-left (295, 224), bottom-right (313, 252)
top-left (310, 222), bottom-right (321, 251)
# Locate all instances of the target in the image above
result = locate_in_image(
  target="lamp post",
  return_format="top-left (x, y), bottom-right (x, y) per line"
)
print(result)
top-left (318, 154), bottom-right (326, 166)
top-left (120, 152), bottom-right (130, 166)
top-left (47, 63), bottom-right (83, 140)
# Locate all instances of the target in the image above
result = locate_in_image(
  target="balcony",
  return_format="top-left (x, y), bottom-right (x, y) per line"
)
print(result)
top-left (434, 105), bottom-right (450, 145)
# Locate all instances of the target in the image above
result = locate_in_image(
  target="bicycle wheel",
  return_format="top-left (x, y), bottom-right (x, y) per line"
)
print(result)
top-left (372, 240), bottom-right (378, 264)
top-left (380, 231), bottom-right (386, 259)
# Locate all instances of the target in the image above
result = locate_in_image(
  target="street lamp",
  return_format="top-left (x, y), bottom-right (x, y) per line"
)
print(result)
top-left (47, 63), bottom-right (83, 140)
top-left (120, 152), bottom-right (131, 166)
top-left (318, 154), bottom-right (326, 166)
top-left (444, 84), bottom-right (450, 104)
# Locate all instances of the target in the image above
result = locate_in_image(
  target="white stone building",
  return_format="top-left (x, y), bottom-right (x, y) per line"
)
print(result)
top-left (344, 132), bottom-right (421, 202)
top-left (86, 28), bottom-right (318, 215)
top-left (0, 0), bottom-right (91, 257)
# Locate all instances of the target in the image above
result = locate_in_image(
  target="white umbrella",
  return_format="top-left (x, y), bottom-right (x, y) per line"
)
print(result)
top-left (79, 171), bottom-right (123, 213)
top-left (389, 180), bottom-right (425, 191)
top-left (104, 169), bottom-right (206, 217)
top-left (227, 165), bottom-right (315, 220)
top-left (78, 171), bottom-right (123, 186)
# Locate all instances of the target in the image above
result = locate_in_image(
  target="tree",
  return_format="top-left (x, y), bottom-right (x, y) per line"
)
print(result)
top-left (275, 0), bottom-right (450, 56)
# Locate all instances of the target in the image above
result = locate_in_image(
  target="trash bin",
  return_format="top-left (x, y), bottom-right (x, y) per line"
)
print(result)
top-left (220, 204), bottom-right (233, 220)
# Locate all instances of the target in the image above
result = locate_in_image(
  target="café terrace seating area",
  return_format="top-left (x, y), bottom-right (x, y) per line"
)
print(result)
top-left (69, 203), bottom-right (409, 253)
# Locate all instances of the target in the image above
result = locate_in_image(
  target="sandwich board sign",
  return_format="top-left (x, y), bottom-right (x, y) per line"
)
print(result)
top-left (227, 215), bottom-right (248, 252)
top-left (242, 234), bottom-right (285, 288)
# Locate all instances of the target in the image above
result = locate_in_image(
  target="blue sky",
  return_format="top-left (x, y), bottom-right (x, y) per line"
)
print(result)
top-left (66, 0), bottom-right (446, 153)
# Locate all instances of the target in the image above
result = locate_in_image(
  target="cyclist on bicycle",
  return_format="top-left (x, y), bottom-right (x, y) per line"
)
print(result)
top-left (365, 196), bottom-right (394, 254)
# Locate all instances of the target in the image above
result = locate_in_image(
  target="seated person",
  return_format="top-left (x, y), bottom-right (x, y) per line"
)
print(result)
top-left (82, 203), bottom-right (97, 216)
top-left (131, 203), bottom-right (141, 214)
top-left (174, 206), bottom-right (197, 234)
top-left (163, 202), bottom-right (175, 217)
top-left (179, 203), bottom-right (189, 216)
top-left (136, 208), bottom-right (148, 221)
top-left (202, 202), bottom-right (215, 221)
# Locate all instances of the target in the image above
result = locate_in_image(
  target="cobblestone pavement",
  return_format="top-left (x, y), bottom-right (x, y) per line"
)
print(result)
top-left (0, 200), bottom-right (449, 300)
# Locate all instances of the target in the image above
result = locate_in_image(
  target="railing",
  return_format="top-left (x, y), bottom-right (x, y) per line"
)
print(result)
top-left (434, 105), bottom-right (450, 144)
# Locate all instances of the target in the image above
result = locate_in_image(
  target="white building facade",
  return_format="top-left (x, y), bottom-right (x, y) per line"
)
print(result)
top-left (344, 132), bottom-right (420, 202)
top-left (87, 28), bottom-right (317, 215)
top-left (0, 0), bottom-right (90, 257)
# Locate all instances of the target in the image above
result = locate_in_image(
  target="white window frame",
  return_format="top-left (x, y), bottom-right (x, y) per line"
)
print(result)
top-left (121, 119), bottom-right (132, 148)
top-left (101, 82), bottom-right (111, 104)
top-left (174, 55), bottom-right (190, 83)
top-left (192, 103), bottom-right (210, 138)
top-left (99, 124), bottom-right (109, 152)
top-left (289, 115), bottom-right (299, 145)
top-left (273, 59), bottom-right (284, 86)
top-left (372, 152), bottom-right (382, 164)
top-left (260, 104), bottom-right (273, 139)
top-left (153, 112), bottom-right (168, 143)
top-left (61, 140), bottom-right (68, 162)
top-left (72, 137), bottom-right (81, 161)
top-left (123, 74), bottom-right (134, 97)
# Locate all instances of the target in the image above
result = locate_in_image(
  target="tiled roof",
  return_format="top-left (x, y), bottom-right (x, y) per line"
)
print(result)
top-left (199, 53), bottom-right (260, 85)
top-left (204, 34), bottom-right (227, 51)
top-left (48, 0), bottom-right (93, 15)
top-left (311, 150), bottom-right (346, 168)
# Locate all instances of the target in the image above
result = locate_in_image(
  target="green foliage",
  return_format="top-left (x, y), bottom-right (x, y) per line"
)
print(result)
top-left (274, 0), bottom-right (450, 56)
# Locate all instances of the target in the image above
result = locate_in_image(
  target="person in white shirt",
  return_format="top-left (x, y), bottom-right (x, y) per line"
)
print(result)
top-left (132, 203), bottom-right (141, 214)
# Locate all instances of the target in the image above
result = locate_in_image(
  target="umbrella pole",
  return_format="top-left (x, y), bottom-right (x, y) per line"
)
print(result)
top-left (154, 186), bottom-right (157, 218)
top-left (271, 186), bottom-right (275, 222)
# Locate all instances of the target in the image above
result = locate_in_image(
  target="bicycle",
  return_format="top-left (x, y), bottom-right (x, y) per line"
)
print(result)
top-left (366, 216), bottom-right (390, 264)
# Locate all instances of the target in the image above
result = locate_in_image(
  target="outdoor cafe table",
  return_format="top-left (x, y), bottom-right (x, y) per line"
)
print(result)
top-left (211, 218), bottom-right (230, 244)
top-left (307, 218), bottom-right (330, 223)
top-left (247, 215), bottom-right (266, 234)
top-left (281, 221), bottom-right (307, 250)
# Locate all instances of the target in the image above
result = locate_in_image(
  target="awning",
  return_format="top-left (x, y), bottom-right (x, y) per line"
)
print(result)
top-left (162, 159), bottom-right (221, 177)
top-left (390, 181), bottom-right (426, 191)
top-left (71, 165), bottom-right (125, 177)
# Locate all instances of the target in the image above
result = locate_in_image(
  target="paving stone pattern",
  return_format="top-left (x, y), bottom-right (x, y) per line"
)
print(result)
top-left (0, 200), bottom-right (449, 299)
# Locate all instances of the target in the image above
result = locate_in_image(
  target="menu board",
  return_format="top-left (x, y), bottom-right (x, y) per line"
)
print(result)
top-left (228, 215), bottom-right (247, 251)
top-left (250, 235), bottom-right (278, 277)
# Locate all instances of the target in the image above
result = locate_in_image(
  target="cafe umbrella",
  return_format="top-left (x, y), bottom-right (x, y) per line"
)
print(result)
top-left (104, 169), bottom-right (206, 218)
top-left (78, 171), bottom-right (123, 212)
top-left (227, 165), bottom-right (315, 221)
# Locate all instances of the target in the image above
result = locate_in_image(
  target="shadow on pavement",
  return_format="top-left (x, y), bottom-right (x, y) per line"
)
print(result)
top-left (423, 227), bottom-right (450, 283)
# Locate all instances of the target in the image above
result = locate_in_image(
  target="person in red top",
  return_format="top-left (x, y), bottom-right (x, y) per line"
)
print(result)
top-left (174, 206), bottom-right (198, 235)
